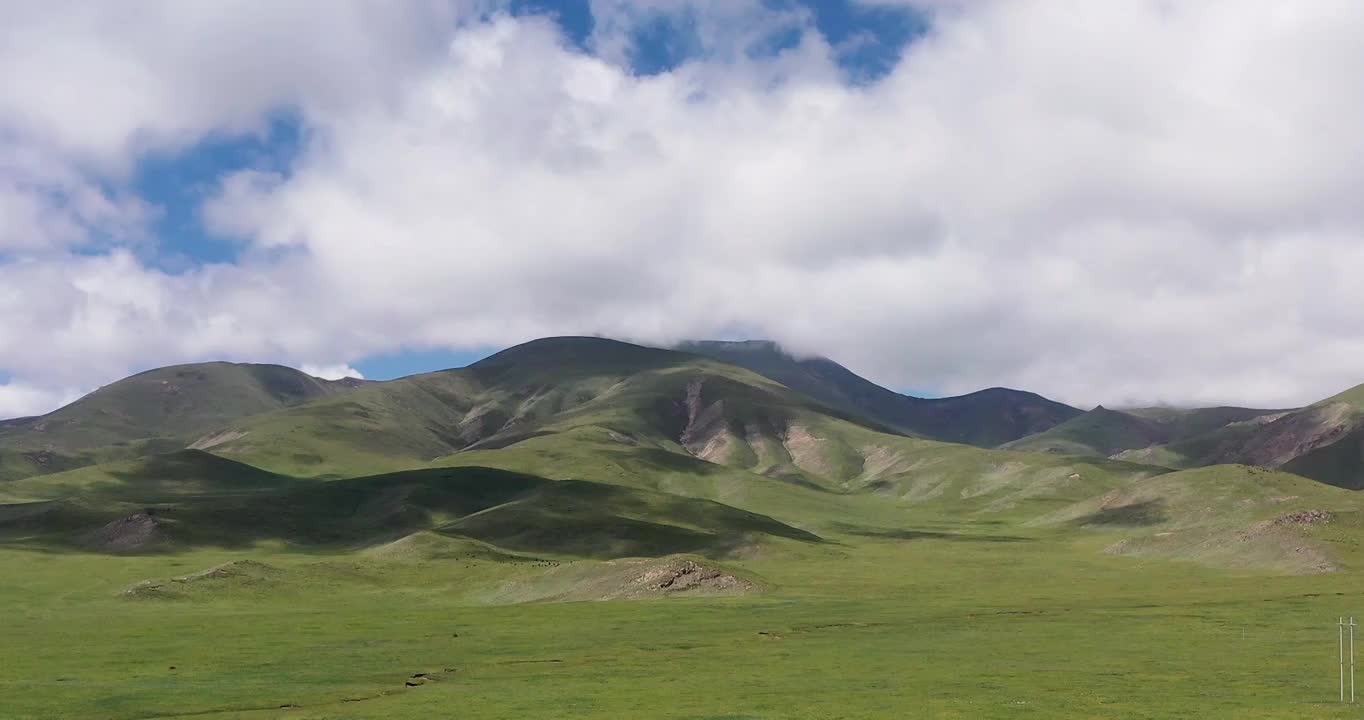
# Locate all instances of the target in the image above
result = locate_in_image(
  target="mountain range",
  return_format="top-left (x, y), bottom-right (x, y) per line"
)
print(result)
top-left (4, 335), bottom-right (1364, 572)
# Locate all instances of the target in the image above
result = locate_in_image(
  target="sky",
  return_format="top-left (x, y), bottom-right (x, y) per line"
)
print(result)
top-left (3, 0), bottom-right (1364, 418)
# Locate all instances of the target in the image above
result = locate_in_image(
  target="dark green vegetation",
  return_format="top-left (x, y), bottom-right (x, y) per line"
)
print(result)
top-left (1004, 405), bottom-right (1281, 458)
top-left (0, 362), bottom-right (363, 482)
top-left (1117, 385), bottom-right (1364, 489)
top-left (678, 339), bottom-right (1082, 446)
top-left (7, 336), bottom-right (1364, 718)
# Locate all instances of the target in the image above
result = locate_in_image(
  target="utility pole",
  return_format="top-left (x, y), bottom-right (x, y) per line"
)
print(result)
top-left (1340, 616), bottom-right (1358, 703)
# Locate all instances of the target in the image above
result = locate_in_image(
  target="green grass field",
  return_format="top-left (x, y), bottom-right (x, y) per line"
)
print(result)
top-left (5, 523), bottom-right (1364, 719)
top-left (6, 457), bottom-right (1364, 719)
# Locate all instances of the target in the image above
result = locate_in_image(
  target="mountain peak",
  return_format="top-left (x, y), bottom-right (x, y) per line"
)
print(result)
top-left (471, 336), bottom-right (685, 375)
top-left (0, 361), bottom-right (361, 456)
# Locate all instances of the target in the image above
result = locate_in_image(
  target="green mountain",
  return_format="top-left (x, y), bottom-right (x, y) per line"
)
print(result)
top-left (1114, 385), bottom-right (1364, 487)
top-left (194, 337), bottom-right (903, 481)
top-left (1001, 406), bottom-right (1166, 456)
top-left (1121, 406), bottom-right (1287, 438)
top-left (0, 362), bottom-right (364, 481)
top-left (0, 337), bottom-right (1173, 549)
top-left (1003, 405), bottom-right (1280, 458)
top-left (676, 340), bottom-right (1081, 447)
top-left (5, 335), bottom-right (1364, 571)
top-left (183, 338), bottom-right (1155, 528)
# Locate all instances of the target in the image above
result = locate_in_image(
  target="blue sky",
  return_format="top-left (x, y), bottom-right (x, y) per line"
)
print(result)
top-left (121, 0), bottom-right (928, 382)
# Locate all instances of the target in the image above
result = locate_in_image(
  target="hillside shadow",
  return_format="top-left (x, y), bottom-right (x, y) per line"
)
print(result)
top-left (829, 522), bottom-right (1031, 543)
top-left (1072, 499), bottom-right (1168, 527)
top-left (623, 447), bottom-right (842, 495)
top-left (0, 466), bottom-right (823, 559)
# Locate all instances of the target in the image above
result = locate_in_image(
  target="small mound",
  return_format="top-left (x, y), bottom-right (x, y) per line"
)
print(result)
top-left (363, 531), bottom-right (525, 562)
top-left (81, 512), bottom-right (166, 552)
top-left (479, 555), bottom-right (760, 603)
top-left (173, 559), bottom-right (281, 584)
top-left (121, 579), bottom-right (183, 600)
top-left (120, 560), bottom-right (283, 600)
top-left (635, 558), bottom-right (754, 594)
top-left (583, 556), bottom-right (759, 600)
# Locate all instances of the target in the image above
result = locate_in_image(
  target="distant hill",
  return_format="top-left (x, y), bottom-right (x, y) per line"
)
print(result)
top-left (171, 337), bottom-right (1160, 530)
top-left (1002, 407), bottom-right (1168, 457)
top-left (675, 340), bottom-right (1081, 447)
top-left (0, 362), bottom-right (363, 481)
top-left (0, 338), bottom-right (1170, 562)
top-left (192, 337), bottom-right (906, 480)
top-left (1114, 384), bottom-right (1364, 488)
top-left (4, 334), bottom-right (1360, 577)
top-left (1004, 405), bottom-right (1282, 458)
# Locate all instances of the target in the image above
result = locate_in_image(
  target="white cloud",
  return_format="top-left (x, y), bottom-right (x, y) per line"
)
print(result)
top-left (0, 0), bottom-right (486, 256)
top-left (0, 1), bottom-right (484, 167)
top-left (5, 1), bottom-right (1364, 418)
top-left (0, 382), bottom-right (82, 420)
top-left (301, 364), bottom-right (365, 381)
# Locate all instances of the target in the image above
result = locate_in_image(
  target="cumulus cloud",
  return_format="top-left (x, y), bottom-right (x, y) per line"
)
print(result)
top-left (4, 0), bottom-right (1364, 418)
top-left (0, 382), bottom-right (82, 420)
top-left (300, 364), bottom-right (365, 381)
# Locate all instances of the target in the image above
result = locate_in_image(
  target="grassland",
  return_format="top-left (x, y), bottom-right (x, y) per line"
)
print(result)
top-left (6, 517), bottom-right (1364, 719)
top-left (1003, 406), bottom-right (1285, 459)
top-left (5, 452), bottom-right (1364, 719)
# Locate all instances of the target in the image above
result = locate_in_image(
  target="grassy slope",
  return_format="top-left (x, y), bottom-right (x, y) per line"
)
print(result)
top-left (173, 338), bottom-right (1349, 568)
top-left (0, 449), bottom-right (294, 503)
top-left (1116, 385), bottom-right (1364, 487)
top-left (427, 399), bottom-right (1349, 577)
top-left (0, 362), bottom-right (360, 482)
top-left (202, 338), bottom-right (896, 480)
top-left (678, 339), bottom-right (1082, 447)
top-left (1122, 405), bottom-right (1288, 437)
top-left (193, 338), bottom-right (693, 476)
top-left (0, 465), bottom-right (818, 559)
top-left (1000, 407), bottom-right (1167, 457)
top-left (1037, 465), bottom-right (1358, 574)
top-left (1005, 406), bottom-right (1285, 459)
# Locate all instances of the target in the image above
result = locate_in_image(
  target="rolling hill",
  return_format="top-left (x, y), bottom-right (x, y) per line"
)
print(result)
top-left (1002, 405), bottom-right (1281, 458)
top-left (1113, 384), bottom-right (1364, 488)
top-left (0, 449), bottom-right (293, 503)
top-left (677, 339), bottom-right (1081, 447)
top-left (181, 338), bottom-right (1162, 528)
top-left (0, 362), bottom-right (363, 481)
top-left (2, 335), bottom-right (1364, 576)
top-left (0, 465), bottom-right (819, 559)
top-left (192, 337), bottom-right (904, 480)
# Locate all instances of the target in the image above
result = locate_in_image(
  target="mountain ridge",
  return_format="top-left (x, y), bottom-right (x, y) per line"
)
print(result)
top-left (0, 362), bottom-right (366, 481)
top-left (675, 339), bottom-right (1082, 447)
